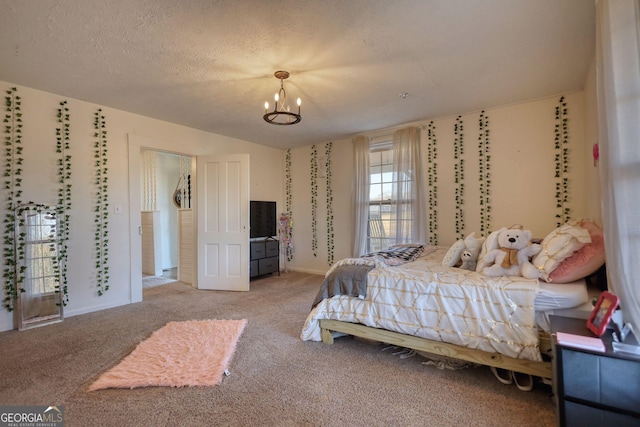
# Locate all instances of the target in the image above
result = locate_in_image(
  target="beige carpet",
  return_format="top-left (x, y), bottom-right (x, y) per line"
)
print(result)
top-left (0, 273), bottom-right (556, 426)
top-left (89, 319), bottom-right (247, 391)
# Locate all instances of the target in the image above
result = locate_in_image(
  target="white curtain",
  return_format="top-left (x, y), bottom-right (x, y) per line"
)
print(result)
top-left (352, 136), bottom-right (370, 257)
top-left (392, 127), bottom-right (428, 245)
top-left (596, 0), bottom-right (640, 330)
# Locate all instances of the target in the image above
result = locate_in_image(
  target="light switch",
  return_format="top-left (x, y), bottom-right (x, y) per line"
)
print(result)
top-left (114, 204), bottom-right (122, 215)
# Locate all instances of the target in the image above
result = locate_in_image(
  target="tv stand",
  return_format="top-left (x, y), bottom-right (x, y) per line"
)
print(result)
top-left (250, 238), bottom-right (279, 278)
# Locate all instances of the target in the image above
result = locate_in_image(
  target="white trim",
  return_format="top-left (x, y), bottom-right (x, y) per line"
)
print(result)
top-left (128, 134), bottom-right (199, 303)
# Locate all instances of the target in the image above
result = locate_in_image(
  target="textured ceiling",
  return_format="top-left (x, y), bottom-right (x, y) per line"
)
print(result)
top-left (0, 0), bottom-right (595, 149)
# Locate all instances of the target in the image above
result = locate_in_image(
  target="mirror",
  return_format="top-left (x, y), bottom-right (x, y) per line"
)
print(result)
top-left (16, 205), bottom-right (63, 330)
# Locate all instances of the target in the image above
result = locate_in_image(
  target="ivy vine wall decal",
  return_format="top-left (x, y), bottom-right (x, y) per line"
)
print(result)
top-left (94, 109), bottom-right (110, 296)
top-left (426, 121), bottom-right (438, 245)
top-left (478, 110), bottom-right (492, 236)
top-left (284, 148), bottom-right (293, 262)
top-left (325, 142), bottom-right (334, 265)
top-left (554, 96), bottom-right (570, 227)
top-left (310, 144), bottom-right (318, 257)
top-left (56, 100), bottom-right (71, 305)
top-left (2, 87), bottom-right (23, 311)
top-left (453, 116), bottom-right (465, 239)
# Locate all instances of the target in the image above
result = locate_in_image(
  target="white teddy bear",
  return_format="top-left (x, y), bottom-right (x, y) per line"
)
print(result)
top-left (481, 225), bottom-right (541, 278)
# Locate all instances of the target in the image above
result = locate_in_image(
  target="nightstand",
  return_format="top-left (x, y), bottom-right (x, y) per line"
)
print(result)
top-left (550, 315), bottom-right (640, 426)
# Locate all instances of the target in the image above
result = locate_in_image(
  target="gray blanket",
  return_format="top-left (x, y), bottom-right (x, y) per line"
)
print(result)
top-left (311, 264), bottom-right (374, 309)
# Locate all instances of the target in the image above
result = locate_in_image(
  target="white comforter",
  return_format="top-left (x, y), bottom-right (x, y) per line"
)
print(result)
top-left (301, 247), bottom-right (542, 361)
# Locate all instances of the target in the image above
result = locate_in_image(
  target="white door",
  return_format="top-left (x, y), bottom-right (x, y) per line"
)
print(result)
top-left (197, 154), bottom-right (250, 291)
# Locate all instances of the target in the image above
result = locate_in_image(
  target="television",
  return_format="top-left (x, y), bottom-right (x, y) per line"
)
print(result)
top-left (250, 201), bottom-right (277, 238)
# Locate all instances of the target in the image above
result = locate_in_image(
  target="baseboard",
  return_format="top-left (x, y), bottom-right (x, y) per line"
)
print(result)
top-left (64, 298), bottom-right (131, 319)
top-left (282, 267), bottom-right (326, 276)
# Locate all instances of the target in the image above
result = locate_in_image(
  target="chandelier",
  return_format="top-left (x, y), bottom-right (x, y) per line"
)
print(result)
top-left (263, 71), bottom-right (301, 125)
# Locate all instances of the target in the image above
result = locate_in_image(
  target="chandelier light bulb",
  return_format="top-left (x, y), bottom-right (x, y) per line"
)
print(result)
top-left (274, 93), bottom-right (279, 102)
top-left (264, 101), bottom-right (269, 112)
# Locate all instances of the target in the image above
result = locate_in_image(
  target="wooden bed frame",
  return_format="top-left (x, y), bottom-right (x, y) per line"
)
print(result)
top-left (319, 319), bottom-right (553, 379)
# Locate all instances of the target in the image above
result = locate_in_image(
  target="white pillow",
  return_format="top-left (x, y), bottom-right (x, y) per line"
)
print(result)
top-left (476, 228), bottom-right (505, 272)
top-left (532, 220), bottom-right (592, 280)
top-left (442, 233), bottom-right (486, 268)
top-left (463, 232), bottom-right (486, 259)
top-left (442, 239), bottom-right (465, 267)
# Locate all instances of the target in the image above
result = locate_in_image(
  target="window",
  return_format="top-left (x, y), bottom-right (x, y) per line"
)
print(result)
top-left (354, 128), bottom-right (425, 256)
top-left (368, 147), bottom-right (393, 252)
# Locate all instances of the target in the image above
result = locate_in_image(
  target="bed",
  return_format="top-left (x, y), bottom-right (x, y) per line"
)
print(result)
top-left (301, 245), bottom-right (590, 380)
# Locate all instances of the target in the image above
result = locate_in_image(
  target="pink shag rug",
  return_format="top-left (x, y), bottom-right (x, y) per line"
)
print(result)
top-left (88, 319), bottom-right (247, 391)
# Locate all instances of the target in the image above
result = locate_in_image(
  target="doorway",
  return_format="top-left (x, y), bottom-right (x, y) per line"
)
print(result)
top-left (128, 134), bottom-right (196, 303)
top-left (128, 135), bottom-right (250, 301)
top-left (140, 150), bottom-right (191, 288)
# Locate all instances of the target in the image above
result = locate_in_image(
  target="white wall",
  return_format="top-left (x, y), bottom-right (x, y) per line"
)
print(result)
top-left (0, 79), bottom-right (601, 330)
top-left (583, 58), bottom-right (602, 226)
top-left (286, 92), bottom-right (594, 275)
top-left (0, 81), bottom-right (284, 332)
top-left (283, 142), bottom-right (354, 274)
top-left (156, 151), bottom-right (180, 269)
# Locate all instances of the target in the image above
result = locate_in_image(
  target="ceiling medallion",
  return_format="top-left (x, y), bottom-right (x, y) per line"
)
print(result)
top-left (263, 71), bottom-right (301, 125)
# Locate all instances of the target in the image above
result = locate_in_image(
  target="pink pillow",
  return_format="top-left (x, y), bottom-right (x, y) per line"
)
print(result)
top-left (548, 220), bottom-right (605, 283)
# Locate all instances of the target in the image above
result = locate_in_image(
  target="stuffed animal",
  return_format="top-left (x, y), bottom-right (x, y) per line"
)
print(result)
top-left (481, 225), bottom-right (541, 278)
top-left (442, 232), bottom-right (485, 270)
top-left (459, 250), bottom-right (477, 271)
top-left (519, 246), bottom-right (543, 279)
